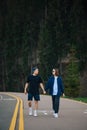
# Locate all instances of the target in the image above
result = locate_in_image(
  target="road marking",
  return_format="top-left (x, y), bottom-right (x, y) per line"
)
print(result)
top-left (18, 97), bottom-right (24, 130)
top-left (0, 93), bottom-right (24, 130)
top-left (7, 93), bottom-right (19, 130)
top-left (38, 110), bottom-right (53, 115)
top-left (84, 109), bottom-right (87, 114)
top-left (0, 94), bottom-right (16, 100)
top-left (38, 110), bottom-right (48, 115)
top-left (6, 93), bottom-right (24, 130)
top-left (84, 112), bottom-right (87, 114)
top-left (0, 98), bottom-right (16, 100)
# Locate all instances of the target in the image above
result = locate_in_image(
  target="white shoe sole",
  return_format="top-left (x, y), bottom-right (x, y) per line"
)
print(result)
top-left (54, 114), bottom-right (58, 118)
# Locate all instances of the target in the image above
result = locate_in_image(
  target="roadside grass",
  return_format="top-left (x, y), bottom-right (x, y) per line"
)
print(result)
top-left (64, 96), bottom-right (87, 103)
top-left (73, 97), bottom-right (87, 103)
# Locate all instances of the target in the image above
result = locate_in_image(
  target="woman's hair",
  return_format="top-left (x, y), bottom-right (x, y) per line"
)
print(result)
top-left (53, 68), bottom-right (59, 76)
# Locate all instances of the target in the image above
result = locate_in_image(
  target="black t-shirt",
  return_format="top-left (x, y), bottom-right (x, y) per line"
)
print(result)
top-left (26, 75), bottom-right (43, 94)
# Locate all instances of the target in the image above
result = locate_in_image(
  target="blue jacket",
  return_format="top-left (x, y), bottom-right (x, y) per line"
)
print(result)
top-left (45, 76), bottom-right (64, 96)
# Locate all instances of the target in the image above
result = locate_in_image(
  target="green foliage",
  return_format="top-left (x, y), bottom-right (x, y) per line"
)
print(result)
top-left (72, 97), bottom-right (87, 103)
top-left (38, 24), bottom-right (52, 80)
top-left (38, 0), bottom-right (71, 80)
top-left (0, 0), bottom-right (87, 94)
top-left (64, 46), bottom-right (80, 97)
top-left (64, 96), bottom-right (87, 103)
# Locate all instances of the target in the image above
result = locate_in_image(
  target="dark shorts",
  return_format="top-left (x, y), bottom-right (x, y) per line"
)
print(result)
top-left (28, 93), bottom-right (40, 101)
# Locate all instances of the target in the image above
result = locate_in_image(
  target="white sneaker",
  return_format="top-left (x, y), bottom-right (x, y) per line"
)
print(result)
top-left (33, 110), bottom-right (38, 117)
top-left (29, 107), bottom-right (32, 116)
top-left (54, 113), bottom-right (58, 118)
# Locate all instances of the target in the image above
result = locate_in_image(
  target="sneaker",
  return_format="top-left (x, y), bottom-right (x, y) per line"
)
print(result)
top-left (33, 110), bottom-right (38, 117)
top-left (29, 107), bottom-right (32, 116)
top-left (54, 113), bottom-right (58, 118)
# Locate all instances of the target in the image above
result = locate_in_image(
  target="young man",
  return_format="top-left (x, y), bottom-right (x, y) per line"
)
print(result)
top-left (24, 67), bottom-right (46, 117)
top-left (45, 68), bottom-right (65, 118)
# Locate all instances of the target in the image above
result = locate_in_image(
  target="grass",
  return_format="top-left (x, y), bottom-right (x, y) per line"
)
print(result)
top-left (64, 96), bottom-right (87, 103)
top-left (72, 97), bottom-right (87, 103)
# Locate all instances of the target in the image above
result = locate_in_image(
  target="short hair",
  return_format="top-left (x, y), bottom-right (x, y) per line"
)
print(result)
top-left (32, 67), bottom-right (38, 73)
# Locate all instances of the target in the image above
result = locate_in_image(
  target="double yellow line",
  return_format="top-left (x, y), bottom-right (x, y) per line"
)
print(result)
top-left (5, 93), bottom-right (24, 130)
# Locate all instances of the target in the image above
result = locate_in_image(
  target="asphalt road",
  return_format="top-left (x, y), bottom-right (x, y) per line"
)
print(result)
top-left (0, 93), bottom-right (17, 130)
top-left (0, 93), bottom-right (87, 130)
top-left (14, 93), bottom-right (87, 130)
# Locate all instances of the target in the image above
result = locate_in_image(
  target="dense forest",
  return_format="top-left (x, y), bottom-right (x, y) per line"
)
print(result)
top-left (0, 0), bottom-right (87, 97)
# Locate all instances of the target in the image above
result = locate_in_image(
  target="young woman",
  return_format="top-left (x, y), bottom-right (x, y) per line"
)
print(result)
top-left (45, 68), bottom-right (65, 118)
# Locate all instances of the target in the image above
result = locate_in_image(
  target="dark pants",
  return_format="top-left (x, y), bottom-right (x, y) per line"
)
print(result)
top-left (52, 95), bottom-right (60, 113)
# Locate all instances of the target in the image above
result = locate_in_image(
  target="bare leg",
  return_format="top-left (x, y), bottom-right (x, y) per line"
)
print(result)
top-left (33, 100), bottom-right (38, 116)
top-left (28, 100), bottom-right (32, 115)
top-left (28, 100), bottom-right (32, 107)
top-left (34, 101), bottom-right (38, 110)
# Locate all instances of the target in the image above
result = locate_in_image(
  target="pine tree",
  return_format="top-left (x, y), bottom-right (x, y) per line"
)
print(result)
top-left (64, 45), bottom-right (80, 97)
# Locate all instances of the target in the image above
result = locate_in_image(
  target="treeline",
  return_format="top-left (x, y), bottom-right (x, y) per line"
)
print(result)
top-left (0, 0), bottom-right (87, 97)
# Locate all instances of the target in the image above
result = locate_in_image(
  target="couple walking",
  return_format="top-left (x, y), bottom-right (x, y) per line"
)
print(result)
top-left (24, 67), bottom-right (65, 118)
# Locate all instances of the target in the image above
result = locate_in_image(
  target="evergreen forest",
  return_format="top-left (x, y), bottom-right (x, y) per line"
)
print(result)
top-left (0, 0), bottom-right (87, 97)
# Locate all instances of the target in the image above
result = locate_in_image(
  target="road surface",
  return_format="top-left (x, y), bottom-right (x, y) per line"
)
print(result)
top-left (0, 92), bottom-right (87, 130)
top-left (0, 93), bottom-right (17, 130)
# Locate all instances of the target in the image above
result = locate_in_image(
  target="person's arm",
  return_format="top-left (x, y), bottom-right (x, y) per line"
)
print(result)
top-left (24, 82), bottom-right (29, 94)
top-left (40, 83), bottom-right (46, 94)
top-left (60, 77), bottom-right (65, 97)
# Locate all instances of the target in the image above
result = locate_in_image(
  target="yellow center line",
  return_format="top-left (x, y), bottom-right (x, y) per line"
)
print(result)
top-left (5, 93), bottom-right (19, 130)
top-left (0, 93), bottom-right (24, 130)
top-left (18, 97), bottom-right (24, 130)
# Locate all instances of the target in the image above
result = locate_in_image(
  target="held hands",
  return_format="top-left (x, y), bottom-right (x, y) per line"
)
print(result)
top-left (62, 93), bottom-right (65, 97)
top-left (43, 90), bottom-right (46, 94)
